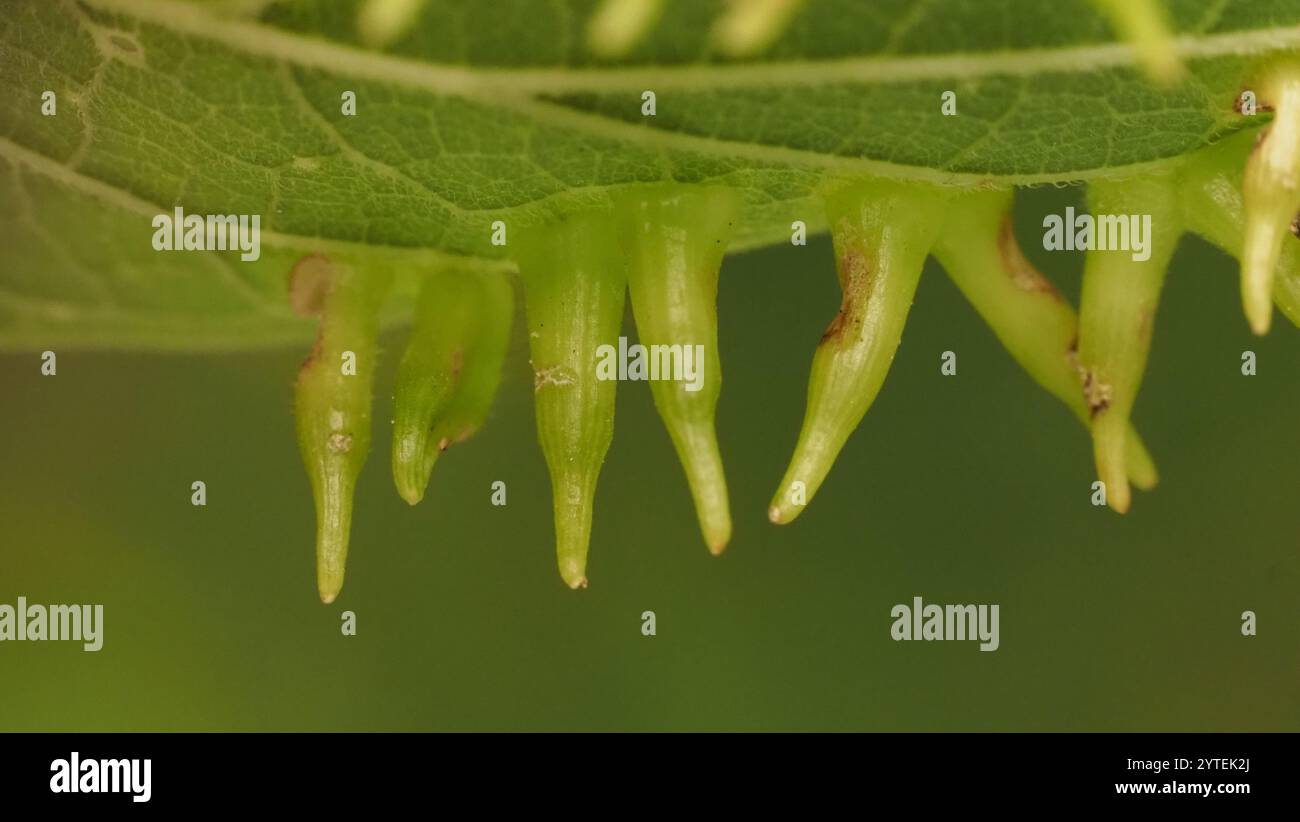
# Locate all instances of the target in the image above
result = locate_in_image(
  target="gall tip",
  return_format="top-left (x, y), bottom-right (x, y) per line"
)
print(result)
top-left (1243, 282), bottom-right (1274, 334)
top-left (1124, 427), bottom-right (1159, 491)
top-left (1094, 421), bottom-right (1133, 515)
top-left (560, 557), bottom-right (589, 590)
top-left (768, 503), bottom-right (801, 525)
top-left (314, 517), bottom-right (351, 606)
top-left (396, 481), bottom-right (425, 506)
top-left (1241, 228), bottom-right (1280, 334)
top-left (696, 496), bottom-right (732, 555)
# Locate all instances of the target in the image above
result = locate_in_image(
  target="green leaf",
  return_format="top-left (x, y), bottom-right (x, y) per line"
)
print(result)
top-left (3, 0), bottom-right (1299, 349)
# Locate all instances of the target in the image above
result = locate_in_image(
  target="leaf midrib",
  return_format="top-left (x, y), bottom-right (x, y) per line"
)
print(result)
top-left (77, 0), bottom-right (1290, 189)
top-left (89, 0), bottom-right (1300, 93)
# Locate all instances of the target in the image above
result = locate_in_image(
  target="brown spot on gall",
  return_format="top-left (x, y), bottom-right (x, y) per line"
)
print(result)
top-left (328, 432), bottom-right (353, 453)
top-left (289, 254), bottom-right (335, 318)
top-left (1082, 370), bottom-right (1112, 419)
top-left (998, 214), bottom-right (1062, 299)
top-left (821, 248), bottom-right (873, 346)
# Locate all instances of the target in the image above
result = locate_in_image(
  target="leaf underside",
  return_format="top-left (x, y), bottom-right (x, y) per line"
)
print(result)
top-left (2, 0), bottom-right (1300, 349)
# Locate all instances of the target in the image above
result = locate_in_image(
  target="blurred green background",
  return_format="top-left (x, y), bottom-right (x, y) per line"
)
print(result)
top-left (2, 186), bottom-right (1298, 731)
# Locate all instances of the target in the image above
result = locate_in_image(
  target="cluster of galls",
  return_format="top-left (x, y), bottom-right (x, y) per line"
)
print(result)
top-left (293, 63), bottom-right (1300, 603)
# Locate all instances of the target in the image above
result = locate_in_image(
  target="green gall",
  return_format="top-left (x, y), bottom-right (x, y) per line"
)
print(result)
top-left (392, 268), bottom-right (514, 506)
top-left (619, 184), bottom-right (739, 554)
top-left (769, 179), bottom-right (949, 524)
top-left (515, 211), bottom-right (627, 589)
top-left (292, 255), bottom-right (392, 603)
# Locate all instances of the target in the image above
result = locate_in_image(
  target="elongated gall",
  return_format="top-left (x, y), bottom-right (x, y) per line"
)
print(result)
top-left (933, 190), bottom-right (1158, 490)
top-left (1177, 131), bottom-right (1300, 328)
top-left (769, 180), bottom-right (947, 524)
top-left (515, 212), bottom-right (626, 588)
top-left (1076, 173), bottom-right (1180, 513)
top-left (620, 185), bottom-right (739, 553)
top-left (292, 256), bottom-right (392, 603)
top-left (392, 269), bottom-right (513, 505)
top-left (1241, 62), bottom-right (1300, 333)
